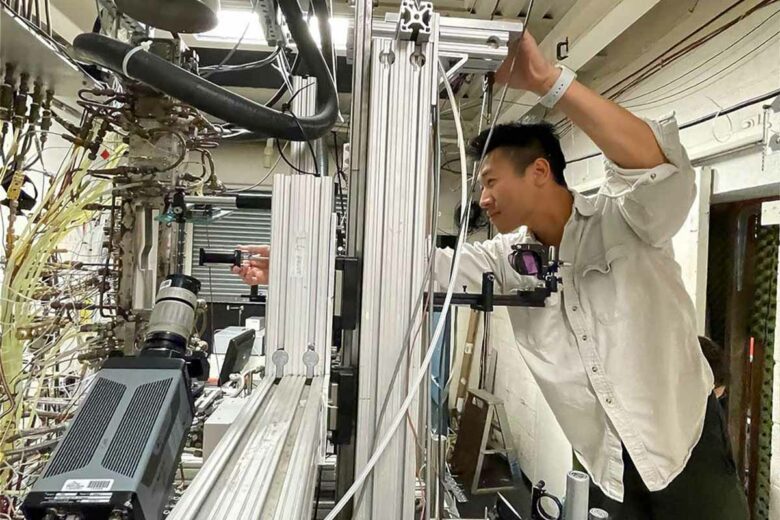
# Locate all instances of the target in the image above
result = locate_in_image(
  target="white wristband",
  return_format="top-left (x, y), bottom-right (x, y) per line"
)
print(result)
top-left (539, 65), bottom-right (576, 109)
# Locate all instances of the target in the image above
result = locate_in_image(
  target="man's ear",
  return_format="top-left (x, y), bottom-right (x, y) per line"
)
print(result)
top-left (531, 157), bottom-right (553, 186)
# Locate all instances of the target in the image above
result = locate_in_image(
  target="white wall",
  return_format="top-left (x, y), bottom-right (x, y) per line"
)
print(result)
top-left (209, 140), bottom-right (286, 189)
top-left (210, 139), bottom-right (342, 190)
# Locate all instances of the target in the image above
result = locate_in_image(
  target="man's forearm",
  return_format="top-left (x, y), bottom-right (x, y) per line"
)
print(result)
top-left (541, 76), bottom-right (666, 170)
top-left (495, 33), bottom-right (667, 170)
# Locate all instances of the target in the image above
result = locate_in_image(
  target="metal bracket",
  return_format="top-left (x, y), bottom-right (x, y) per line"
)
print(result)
top-left (334, 256), bottom-right (360, 330)
top-left (439, 53), bottom-right (469, 86)
top-left (556, 37), bottom-right (569, 61)
top-left (397, 1), bottom-right (433, 43)
top-left (765, 96), bottom-right (780, 154)
top-left (330, 366), bottom-right (356, 444)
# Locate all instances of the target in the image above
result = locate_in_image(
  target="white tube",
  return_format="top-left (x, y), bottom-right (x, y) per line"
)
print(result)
top-left (564, 470), bottom-right (590, 520)
top-left (588, 508), bottom-right (609, 520)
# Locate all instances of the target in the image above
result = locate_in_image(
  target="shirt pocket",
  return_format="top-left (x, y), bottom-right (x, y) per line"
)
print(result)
top-left (579, 244), bottom-right (629, 325)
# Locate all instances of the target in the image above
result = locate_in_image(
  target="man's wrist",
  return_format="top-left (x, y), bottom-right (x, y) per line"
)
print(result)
top-left (533, 66), bottom-right (562, 97)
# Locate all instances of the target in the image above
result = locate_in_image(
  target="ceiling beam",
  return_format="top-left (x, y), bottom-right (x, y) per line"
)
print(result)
top-left (48, 3), bottom-right (90, 42)
top-left (497, 0), bottom-right (663, 122)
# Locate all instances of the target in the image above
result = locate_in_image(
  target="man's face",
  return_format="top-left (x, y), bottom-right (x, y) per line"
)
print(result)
top-left (478, 148), bottom-right (539, 234)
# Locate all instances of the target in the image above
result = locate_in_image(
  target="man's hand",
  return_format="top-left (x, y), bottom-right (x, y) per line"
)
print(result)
top-left (231, 244), bottom-right (270, 286)
top-left (495, 32), bottom-right (559, 96)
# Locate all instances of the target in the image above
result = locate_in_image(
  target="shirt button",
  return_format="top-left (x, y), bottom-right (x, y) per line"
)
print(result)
top-left (606, 397), bottom-right (614, 405)
top-left (650, 173), bottom-right (657, 180)
top-left (592, 366), bottom-right (598, 373)
top-left (581, 335), bottom-right (588, 341)
top-left (572, 305), bottom-right (578, 311)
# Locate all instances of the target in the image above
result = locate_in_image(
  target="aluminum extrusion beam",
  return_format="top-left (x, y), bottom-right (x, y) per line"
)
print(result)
top-left (352, 7), bottom-right (438, 518)
top-left (168, 376), bottom-right (326, 519)
top-left (336, 0), bottom-right (374, 510)
top-left (267, 173), bottom-right (336, 378)
top-left (358, 16), bottom-right (523, 73)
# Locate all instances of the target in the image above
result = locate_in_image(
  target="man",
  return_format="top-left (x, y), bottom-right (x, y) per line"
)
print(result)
top-left (234, 32), bottom-right (747, 519)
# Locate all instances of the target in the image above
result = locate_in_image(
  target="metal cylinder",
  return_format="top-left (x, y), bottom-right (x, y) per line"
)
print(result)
top-left (564, 470), bottom-right (590, 520)
top-left (115, 0), bottom-right (220, 33)
top-left (143, 274), bottom-right (201, 356)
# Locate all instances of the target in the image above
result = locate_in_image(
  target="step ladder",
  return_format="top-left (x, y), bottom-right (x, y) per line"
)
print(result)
top-left (451, 388), bottom-right (522, 495)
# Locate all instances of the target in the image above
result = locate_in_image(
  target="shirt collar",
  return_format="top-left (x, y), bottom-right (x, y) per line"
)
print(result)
top-left (572, 190), bottom-right (596, 217)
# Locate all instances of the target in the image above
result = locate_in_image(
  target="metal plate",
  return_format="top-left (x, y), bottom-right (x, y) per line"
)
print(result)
top-left (0, 6), bottom-right (95, 98)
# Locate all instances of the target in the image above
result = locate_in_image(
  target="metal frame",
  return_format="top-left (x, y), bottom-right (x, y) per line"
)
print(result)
top-left (352, 4), bottom-right (439, 518)
top-left (167, 376), bottom-right (328, 519)
top-left (267, 173), bottom-right (335, 378)
top-left (365, 14), bottom-right (523, 74)
top-left (337, 5), bottom-right (521, 518)
top-left (266, 74), bottom-right (336, 379)
top-left (169, 74), bottom-right (336, 517)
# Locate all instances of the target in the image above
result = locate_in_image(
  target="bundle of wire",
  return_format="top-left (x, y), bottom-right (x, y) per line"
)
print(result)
top-left (0, 124), bottom-right (124, 512)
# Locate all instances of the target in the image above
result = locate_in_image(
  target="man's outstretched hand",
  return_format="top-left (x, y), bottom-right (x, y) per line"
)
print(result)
top-left (495, 31), bottom-right (560, 96)
top-left (231, 244), bottom-right (270, 286)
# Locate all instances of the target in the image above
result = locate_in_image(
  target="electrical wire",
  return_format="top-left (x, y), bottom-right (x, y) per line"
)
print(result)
top-left (200, 47), bottom-right (283, 75)
top-left (199, 0), bottom-right (259, 79)
top-left (275, 137), bottom-right (317, 176)
top-left (622, 28), bottom-right (780, 110)
top-left (552, 2), bottom-right (779, 144)
top-left (276, 67), bottom-right (321, 176)
top-left (601, 0), bottom-right (759, 99)
top-left (617, 7), bottom-right (780, 104)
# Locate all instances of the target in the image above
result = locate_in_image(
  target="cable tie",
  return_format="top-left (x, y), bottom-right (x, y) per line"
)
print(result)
top-left (121, 41), bottom-right (152, 78)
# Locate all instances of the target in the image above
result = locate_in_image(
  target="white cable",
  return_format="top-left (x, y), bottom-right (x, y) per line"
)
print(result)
top-left (121, 41), bottom-right (152, 78)
top-left (325, 60), bottom-right (470, 520)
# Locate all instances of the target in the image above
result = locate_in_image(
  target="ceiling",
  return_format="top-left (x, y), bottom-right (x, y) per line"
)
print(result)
top-left (50, 0), bottom-right (652, 138)
top-left (51, 0), bottom-right (576, 123)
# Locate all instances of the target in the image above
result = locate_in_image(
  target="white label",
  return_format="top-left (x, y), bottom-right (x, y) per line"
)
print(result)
top-left (62, 479), bottom-right (114, 492)
top-left (291, 236), bottom-right (308, 279)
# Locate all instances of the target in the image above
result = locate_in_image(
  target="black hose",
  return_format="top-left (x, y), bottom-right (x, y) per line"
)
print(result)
top-left (71, 0), bottom-right (338, 141)
top-left (310, 0), bottom-right (334, 82)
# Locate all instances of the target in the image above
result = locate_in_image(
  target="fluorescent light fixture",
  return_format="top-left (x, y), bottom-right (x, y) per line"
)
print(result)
top-left (308, 17), bottom-right (350, 50)
top-left (196, 9), bottom-right (266, 43)
top-left (196, 10), bottom-right (349, 50)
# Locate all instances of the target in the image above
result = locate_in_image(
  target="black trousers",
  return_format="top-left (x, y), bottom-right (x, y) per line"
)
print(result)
top-left (585, 394), bottom-right (748, 520)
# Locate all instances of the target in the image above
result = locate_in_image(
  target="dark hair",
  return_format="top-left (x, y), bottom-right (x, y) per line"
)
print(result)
top-left (699, 336), bottom-right (730, 388)
top-left (467, 121), bottom-right (567, 187)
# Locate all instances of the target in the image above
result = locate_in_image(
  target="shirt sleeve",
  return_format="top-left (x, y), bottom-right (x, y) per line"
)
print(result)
top-left (434, 232), bottom-right (527, 293)
top-left (598, 114), bottom-right (696, 247)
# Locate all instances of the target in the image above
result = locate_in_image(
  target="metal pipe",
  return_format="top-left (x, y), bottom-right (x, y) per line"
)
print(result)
top-left (316, 137), bottom-right (328, 177)
top-left (43, 0), bottom-right (51, 36)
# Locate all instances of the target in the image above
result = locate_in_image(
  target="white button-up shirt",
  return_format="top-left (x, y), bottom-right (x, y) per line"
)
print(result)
top-left (436, 115), bottom-right (713, 501)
